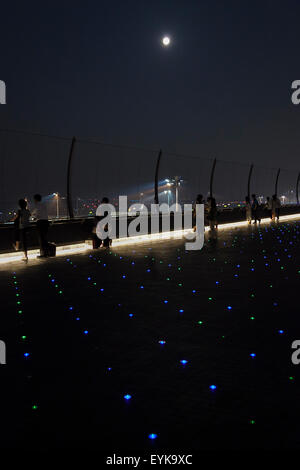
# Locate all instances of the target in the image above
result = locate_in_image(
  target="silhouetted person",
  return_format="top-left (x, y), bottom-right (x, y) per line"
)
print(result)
top-left (207, 196), bottom-right (218, 232)
top-left (251, 194), bottom-right (260, 224)
top-left (92, 197), bottom-right (111, 248)
top-left (196, 194), bottom-right (204, 205)
top-left (193, 194), bottom-right (205, 231)
top-left (272, 194), bottom-right (281, 221)
top-left (245, 196), bottom-right (252, 224)
top-left (32, 194), bottom-right (49, 257)
top-left (12, 198), bottom-right (31, 261)
top-left (265, 196), bottom-right (272, 219)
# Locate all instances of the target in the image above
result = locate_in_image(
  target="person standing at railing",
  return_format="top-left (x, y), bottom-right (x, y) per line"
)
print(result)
top-left (271, 194), bottom-right (281, 221)
top-left (245, 196), bottom-right (252, 224)
top-left (265, 196), bottom-right (272, 220)
top-left (92, 196), bottom-right (111, 248)
top-left (251, 194), bottom-right (261, 224)
top-left (31, 194), bottom-right (49, 258)
top-left (192, 194), bottom-right (205, 231)
top-left (11, 198), bottom-right (31, 261)
top-left (207, 196), bottom-right (218, 232)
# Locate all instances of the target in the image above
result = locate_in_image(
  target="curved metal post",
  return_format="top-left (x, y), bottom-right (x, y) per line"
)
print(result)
top-left (154, 149), bottom-right (162, 204)
top-left (247, 164), bottom-right (254, 199)
top-left (275, 168), bottom-right (281, 196)
top-left (296, 171), bottom-right (300, 205)
top-left (67, 136), bottom-right (76, 219)
top-left (209, 158), bottom-right (217, 197)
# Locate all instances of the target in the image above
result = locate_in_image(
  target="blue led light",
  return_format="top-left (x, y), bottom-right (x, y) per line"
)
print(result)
top-left (83, 330), bottom-right (88, 335)
top-left (124, 394), bottom-right (132, 400)
top-left (210, 385), bottom-right (217, 390)
top-left (24, 353), bottom-right (30, 358)
top-left (158, 340), bottom-right (166, 345)
top-left (180, 360), bottom-right (188, 365)
top-left (148, 433), bottom-right (157, 440)
top-left (278, 330), bottom-right (284, 334)
top-left (164, 300), bottom-right (168, 304)
top-left (250, 353), bottom-right (256, 357)
top-left (179, 309), bottom-right (184, 313)
top-left (227, 306), bottom-right (232, 310)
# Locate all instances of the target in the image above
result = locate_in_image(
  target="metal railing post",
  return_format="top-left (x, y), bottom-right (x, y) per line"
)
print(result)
top-left (67, 136), bottom-right (76, 219)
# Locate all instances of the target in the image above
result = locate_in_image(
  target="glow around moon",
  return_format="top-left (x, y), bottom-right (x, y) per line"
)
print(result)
top-left (162, 36), bottom-right (171, 46)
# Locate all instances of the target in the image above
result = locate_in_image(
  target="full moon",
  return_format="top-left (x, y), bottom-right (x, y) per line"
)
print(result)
top-left (162, 36), bottom-right (171, 46)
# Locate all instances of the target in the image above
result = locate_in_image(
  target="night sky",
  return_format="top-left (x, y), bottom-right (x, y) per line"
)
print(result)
top-left (0, 0), bottom-right (300, 185)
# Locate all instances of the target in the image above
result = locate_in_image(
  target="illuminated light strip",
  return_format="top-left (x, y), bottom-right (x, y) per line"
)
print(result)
top-left (112, 229), bottom-right (192, 247)
top-left (0, 212), bottom-right (299, 263)
top-left (0, 242), bottom-right (92, 265)
top-left (215, 212), bottom-right (300, 230)
top-left (112, 212), bottom-right (300, 246)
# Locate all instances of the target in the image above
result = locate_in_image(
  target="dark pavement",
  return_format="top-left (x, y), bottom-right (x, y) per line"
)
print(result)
top-left (0, 220), bottom-right (300, 452)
